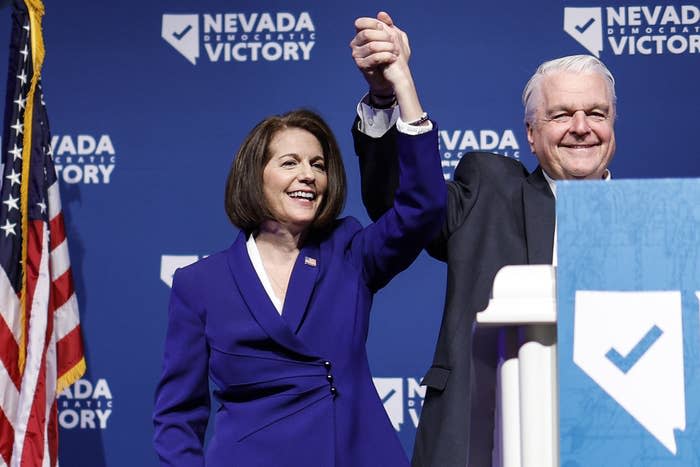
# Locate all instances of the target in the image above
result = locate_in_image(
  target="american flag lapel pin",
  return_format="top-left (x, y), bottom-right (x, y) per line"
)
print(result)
top-left (304, 256), bottom-right (317, 267)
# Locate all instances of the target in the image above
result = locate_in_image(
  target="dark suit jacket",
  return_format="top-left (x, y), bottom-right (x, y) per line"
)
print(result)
top-left (354, 124), bottom-right (555, 467)
top-left (153, 129), bottom-right (446, 467)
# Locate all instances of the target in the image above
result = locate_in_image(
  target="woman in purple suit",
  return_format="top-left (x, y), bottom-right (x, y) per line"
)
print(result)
top-left (153, 14), bottom-right (443, 466)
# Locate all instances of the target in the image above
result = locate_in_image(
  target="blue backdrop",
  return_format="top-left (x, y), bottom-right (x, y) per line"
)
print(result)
top-left (1, 1), bottom-right (698, 465)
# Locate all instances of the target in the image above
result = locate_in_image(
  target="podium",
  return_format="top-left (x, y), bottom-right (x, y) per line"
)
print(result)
top-left (476, 179), bottom-right (700, 467)
top-left (477, 265), bottom-right (558, 467)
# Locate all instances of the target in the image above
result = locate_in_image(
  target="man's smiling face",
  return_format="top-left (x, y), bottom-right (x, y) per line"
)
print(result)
top-left (527, 71), bottom-right (616, 180)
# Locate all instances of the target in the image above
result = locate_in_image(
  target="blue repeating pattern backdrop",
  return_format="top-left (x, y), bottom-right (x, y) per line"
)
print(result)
top-left (0, 1), bottom-right (698, 465)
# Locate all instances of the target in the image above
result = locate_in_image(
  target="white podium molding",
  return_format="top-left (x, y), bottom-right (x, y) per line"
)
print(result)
top-left (477, 265), bottom-right (558, 467)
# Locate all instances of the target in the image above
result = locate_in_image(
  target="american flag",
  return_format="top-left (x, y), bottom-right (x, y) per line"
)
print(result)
top-left (0, 1), bottom-right (86, 465)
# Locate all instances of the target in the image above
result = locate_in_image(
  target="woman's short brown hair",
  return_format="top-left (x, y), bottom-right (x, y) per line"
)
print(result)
top-left (225, 109), bottom-right (346, 233)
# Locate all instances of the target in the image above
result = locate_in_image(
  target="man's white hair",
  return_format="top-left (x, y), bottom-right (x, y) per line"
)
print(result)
top-left (522, 54), bottom-right (616, 124)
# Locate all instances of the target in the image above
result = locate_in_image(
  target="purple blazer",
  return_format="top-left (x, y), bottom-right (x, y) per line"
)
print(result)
top-left (152, 128), bottom-right (445, 467)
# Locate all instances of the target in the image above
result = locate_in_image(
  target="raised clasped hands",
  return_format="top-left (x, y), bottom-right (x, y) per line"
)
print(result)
top-left (350, 12), bottom-right (424, 122)
top-left (350, 12), bottom-right (412, 97)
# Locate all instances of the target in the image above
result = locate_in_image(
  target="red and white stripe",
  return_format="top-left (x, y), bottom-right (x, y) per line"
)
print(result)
top-left (0, 266), bottom-right (21, 465)
top-left (0, 180), bottom-right (84, 467)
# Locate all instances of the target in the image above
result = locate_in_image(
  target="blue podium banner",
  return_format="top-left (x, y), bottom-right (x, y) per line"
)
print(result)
top-left (557, 179), bottom-right (700, 466)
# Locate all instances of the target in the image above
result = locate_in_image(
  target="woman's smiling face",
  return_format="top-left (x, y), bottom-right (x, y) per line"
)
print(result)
top-left (262, 127), bottom-right (328, 231)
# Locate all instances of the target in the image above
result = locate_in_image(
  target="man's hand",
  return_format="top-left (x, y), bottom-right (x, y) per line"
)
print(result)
top-left (350, 12), bottom-right (411, 99)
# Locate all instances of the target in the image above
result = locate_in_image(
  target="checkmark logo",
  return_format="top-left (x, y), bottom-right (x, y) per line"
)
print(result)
top-left (574, 290), bottom-right (685, 454)
top-left (564, 7), bottom-right (603, 57)
top-left (575, 17), bottom-right (595, 34)
top-left (373, 377), bottom-right (404, 430)
top-left (172, 25), bottom-right (192, 41)
top-left (162, 14), bottom-right (199, 65)
top-left (381, 388), bottom-right (397, 404)
top-left (605, 325), bottom-right (663, 373)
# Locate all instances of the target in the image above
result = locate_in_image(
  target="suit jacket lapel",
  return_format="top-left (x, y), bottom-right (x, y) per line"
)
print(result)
top-left (281, 242), bottom-right (320, 334)
top-left (523, 166), bottom-right (555, 264)
top-left (226, 231), bottom-right (316, 357)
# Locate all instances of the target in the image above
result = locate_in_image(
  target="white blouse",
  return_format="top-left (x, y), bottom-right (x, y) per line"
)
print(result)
top-left (246, 234), bottom-right (284, 315)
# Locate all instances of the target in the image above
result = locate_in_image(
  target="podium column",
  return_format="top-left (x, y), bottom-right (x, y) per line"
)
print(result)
top-left (476, 265), bottom-right (558, 467)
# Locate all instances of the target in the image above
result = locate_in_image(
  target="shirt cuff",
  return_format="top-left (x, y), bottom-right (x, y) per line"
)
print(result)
top-left (395, 115), bottom-right (433, 136)
top-left (356, 93), bottom-right (399, 138)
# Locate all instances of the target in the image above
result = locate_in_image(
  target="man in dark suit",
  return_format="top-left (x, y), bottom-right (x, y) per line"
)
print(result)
top-left (350, 11), bottom-right (616, 467)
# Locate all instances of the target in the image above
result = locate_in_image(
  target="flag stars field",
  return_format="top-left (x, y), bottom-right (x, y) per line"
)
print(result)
top-left (16, 70), bottom-right (27, 86)
top-left (1, 219), bottom-right (17, 237)
top-left (10, 119), bottom-right (23, 136)
top-left (6, 169), bottom-right (21, 186)
top-left (9, 145), bottom-right (22, 160)
top-left (3, 195), bottom-right (19, 211)
top-left (14, 95), bottom-right (26, 111)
